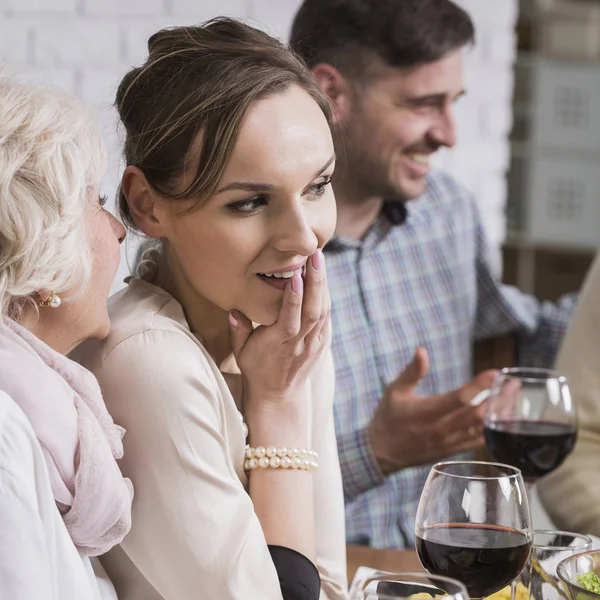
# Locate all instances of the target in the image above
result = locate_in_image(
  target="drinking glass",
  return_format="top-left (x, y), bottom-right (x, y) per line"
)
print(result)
top-left (516, 530), bottom-right (592, 600)
top-left (483, 368), bottom-right (577, 492)
top-left (415, 460), bottom-right (533, 600)
top-left (349, 571), bottom-right (470, 600)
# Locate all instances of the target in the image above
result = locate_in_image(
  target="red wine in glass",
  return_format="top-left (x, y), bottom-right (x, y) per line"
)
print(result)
top-left (416, 523), bottom-right (530, 599)
top-left (415, 461), bottom-right (532, 600)
top-left (484, 420), bottom-right (576, 483)
top-left (483, 368), bottom-right (577, 488)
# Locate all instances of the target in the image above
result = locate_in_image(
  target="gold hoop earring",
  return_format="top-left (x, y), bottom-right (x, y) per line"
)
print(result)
top-left (39, 293), bottom-right (61, 308)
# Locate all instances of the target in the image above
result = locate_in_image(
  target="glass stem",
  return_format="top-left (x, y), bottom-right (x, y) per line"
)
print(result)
top-left (517, 481), bottom-right (536, 600)
top-left (524, 481), bottom-right (536, 600)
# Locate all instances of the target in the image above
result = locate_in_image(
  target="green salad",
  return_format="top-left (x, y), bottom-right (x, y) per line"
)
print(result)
top-left (577, 572), bottom-right (600, 594)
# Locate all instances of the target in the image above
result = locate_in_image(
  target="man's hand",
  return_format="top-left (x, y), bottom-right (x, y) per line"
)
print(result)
top-left (367, 347), bottom-right (497, 475)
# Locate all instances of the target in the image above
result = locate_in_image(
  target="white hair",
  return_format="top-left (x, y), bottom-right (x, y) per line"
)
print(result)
top-left (0, 73), bottom-right (106, 319)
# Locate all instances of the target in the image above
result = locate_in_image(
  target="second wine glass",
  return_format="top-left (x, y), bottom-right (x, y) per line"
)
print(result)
top-left (415, 460), bottom-right (532, 600)
top-left (483, 368), bottom-right (577, 489)
top-left (349, 571), bottom-right (470, 600)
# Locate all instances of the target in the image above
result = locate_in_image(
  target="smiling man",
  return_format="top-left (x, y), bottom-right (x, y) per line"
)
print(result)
top-left (290, 0), bottom-right (578, 549)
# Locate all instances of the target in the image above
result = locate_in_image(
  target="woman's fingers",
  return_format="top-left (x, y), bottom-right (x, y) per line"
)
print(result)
top-left (304, 260), bottom-right (330, 351)
top-left (299, 249), bottom-right (325, 338)
top-left (234, 252), bottom-right (330, 403)
top-left (229, 310), bottom-right (254, 357)
top-left (275, 272), bottom-right (304, 339)
top-left (273, 249), bottom-right (328, 347)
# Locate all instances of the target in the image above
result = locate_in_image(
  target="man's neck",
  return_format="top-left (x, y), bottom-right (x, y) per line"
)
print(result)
top-left (333, 179), bottom-right (384, 240)
top-left (335, 197), bottom-right (384, 240)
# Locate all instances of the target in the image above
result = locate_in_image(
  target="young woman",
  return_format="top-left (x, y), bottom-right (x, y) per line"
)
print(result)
top-left (0, 75), bottom-right (132, 599)
top-left (74, 17), bottom-right (347, 600)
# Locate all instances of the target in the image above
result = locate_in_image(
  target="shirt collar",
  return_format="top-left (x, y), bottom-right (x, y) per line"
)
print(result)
top-left (325, 195), bottom-right (429, 253)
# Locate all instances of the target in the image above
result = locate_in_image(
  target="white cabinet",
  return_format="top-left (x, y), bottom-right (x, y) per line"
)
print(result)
top-left (508, 56), bottom-right (600, 250)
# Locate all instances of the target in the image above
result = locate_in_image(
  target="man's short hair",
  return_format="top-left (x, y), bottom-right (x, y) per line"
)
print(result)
top-left (290, 0), bottom-right (475, 80)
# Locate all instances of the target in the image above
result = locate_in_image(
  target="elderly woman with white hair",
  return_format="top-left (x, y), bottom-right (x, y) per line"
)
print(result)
top-left (0, 74), bottom-right (132, 600)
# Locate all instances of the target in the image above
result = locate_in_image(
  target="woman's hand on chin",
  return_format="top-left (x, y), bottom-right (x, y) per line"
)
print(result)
top-left (228, 249), bottom-right (329, 417)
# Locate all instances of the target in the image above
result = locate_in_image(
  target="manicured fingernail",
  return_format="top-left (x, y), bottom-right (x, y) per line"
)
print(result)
top-left (228, 312), bottom-right (239, 328)
top-left (291, 272), bottom-right (303, 294)
top-left (312, 249), bottom-right (324, 270)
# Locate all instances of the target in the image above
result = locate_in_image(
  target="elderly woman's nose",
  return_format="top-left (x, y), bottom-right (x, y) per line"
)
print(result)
top-left (109, 212), bottom-right (126, 244)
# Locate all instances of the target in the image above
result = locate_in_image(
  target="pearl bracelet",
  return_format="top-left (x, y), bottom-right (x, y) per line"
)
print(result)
top-left (244, 445), bottom-right (319, 472)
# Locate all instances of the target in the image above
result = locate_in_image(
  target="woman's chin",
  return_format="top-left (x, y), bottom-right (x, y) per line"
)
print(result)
top-left (86, 314), bottom-right (112, 341)
top-left (241, 306), bottom-right (279, 328)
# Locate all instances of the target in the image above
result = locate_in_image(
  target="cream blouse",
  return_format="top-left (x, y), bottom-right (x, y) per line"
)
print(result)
top-left (75, 278), bottom-right (348, 600)
top-left (538, 254), bottom-right (600, 536)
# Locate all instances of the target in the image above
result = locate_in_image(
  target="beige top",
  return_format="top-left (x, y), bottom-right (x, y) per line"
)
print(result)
top-left (538, 254), bottom-right (600, 535)
top-left (75, 278), bottom-right (348, 600)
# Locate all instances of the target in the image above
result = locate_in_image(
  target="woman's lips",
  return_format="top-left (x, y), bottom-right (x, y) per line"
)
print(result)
top-left (257, 274), bottom-right (290, 290)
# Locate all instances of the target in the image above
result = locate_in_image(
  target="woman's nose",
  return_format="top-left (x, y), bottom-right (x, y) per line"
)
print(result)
top-left (273, 204), bottom-right (318, 256)
top-left (109, 211), bottom-right (126, 244)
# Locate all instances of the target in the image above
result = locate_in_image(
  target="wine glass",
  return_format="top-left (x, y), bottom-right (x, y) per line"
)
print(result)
top-left (350, 571), bottom-right (470, 600)
top-left (415, 460), bottom-right (532, 600)
top-left (516, 530), bottom-right (592, 600)
top-left (483, 368), bottom-right (577, 492)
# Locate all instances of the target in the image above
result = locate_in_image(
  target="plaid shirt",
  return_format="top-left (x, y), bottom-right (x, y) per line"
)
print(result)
top-left (324, 171), bottom-right (577, 549)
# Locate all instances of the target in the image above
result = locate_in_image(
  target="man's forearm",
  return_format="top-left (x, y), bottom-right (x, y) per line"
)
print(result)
top-left (336, 427), bottom-right (385, 503)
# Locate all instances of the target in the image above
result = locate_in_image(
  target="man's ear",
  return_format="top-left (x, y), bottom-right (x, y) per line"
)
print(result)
top-left (121, 166), bottom-right (168, 238)
top-left (311, 63), bottom-right (354, 125)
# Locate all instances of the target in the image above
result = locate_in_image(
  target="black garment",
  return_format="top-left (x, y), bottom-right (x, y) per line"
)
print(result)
top-left (268, 545), bottom-right (321, 600)
top-left (380, 199), bottom-right (407, 225)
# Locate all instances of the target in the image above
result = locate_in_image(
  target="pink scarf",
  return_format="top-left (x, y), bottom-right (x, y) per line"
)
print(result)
top-left (0, 318), bottom-right (133, 556)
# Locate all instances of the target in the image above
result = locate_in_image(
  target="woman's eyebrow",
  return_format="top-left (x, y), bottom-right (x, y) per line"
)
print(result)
top-left (312, 154), bottom-right (336, 180)
top-left (216, 154), bottom-right (336, 195)
top-left (216, 181), bottom-right (276, 194)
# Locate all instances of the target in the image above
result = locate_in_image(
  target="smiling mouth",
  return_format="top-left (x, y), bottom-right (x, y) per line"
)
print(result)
top-left (406, 152), bottom-right (431, 166)
top-left (256, 266), bottom-right (305, 291)
top-left (257, 268), bottom-right (303, 280)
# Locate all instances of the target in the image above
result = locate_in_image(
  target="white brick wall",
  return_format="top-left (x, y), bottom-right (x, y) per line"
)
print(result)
top-left (435, 0), bottom-right (519, 274)
top-left (0, 0), bottom-right (517, 287)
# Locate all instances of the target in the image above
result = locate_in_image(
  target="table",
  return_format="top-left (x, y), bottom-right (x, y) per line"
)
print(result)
top-left (346, 546), bottom-right (423, 583)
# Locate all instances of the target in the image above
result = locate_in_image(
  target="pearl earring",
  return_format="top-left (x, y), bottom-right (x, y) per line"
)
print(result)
top-left (39, 293), bottom-right (62, 308)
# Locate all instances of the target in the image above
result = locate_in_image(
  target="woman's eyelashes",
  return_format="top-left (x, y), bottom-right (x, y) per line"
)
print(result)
top-left (227, 195), bottom-right (268, 215)
top-left (225, 178), bottom-right (333, 215)
top-left (308, 178), bottom-right (332, 197)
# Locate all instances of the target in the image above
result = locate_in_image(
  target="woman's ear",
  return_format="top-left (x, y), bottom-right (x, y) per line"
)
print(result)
top-left (121, 166), bottom-right (168, 238)
top-left (311, 63), bottom-right (354, 126)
